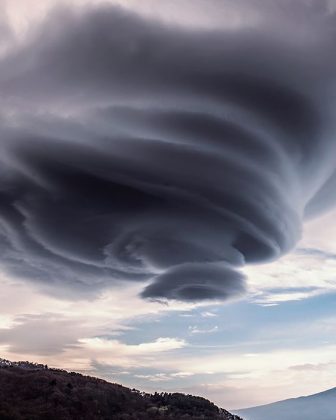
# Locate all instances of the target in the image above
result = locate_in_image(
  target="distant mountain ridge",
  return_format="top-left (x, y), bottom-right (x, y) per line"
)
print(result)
top-left (234, 387), bottom-right (336, 420)
top-left (0, 359), bottom-right (242, 419)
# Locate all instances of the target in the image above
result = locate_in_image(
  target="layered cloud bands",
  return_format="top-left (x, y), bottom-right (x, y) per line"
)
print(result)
top-left (0, 2), bottom-right (335, 301)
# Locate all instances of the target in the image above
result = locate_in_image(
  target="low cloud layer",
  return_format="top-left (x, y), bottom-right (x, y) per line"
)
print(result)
top-left (0, 1), bottom-right (335, 301)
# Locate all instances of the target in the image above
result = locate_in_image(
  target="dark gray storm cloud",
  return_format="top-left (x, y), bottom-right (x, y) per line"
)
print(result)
top-left (0, 1), bottom-right (335, 301)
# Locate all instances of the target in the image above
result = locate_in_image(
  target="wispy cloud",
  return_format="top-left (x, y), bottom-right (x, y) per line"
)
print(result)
top-left (245, 214), bottom-right (336, 304)
top-left (188, 325), bottom-right (219, 334)
top-left (201, 311), bottom-right (218, 318)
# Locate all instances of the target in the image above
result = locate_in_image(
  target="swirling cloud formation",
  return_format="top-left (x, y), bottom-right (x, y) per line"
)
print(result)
top-left (0, 1), bottom-right (335, 301)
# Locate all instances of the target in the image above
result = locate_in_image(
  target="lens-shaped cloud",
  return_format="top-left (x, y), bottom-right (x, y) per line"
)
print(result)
top-left (0, 1), bottom-right (335, 301)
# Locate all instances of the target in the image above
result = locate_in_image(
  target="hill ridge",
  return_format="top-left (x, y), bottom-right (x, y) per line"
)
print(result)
top-left (0, 358), bottom-right (243, 420)
top-left (234, 386), bottom-right (336, 420)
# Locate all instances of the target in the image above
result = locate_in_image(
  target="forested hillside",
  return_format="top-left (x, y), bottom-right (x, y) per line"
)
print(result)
top-left (0, 361), bottom-right (242, 419)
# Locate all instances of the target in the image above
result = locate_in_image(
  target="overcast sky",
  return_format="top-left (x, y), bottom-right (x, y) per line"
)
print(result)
top-left (0, 0), bottom-right (336, 410)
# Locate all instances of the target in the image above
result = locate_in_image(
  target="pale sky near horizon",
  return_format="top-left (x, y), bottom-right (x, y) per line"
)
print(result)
top-left (1, 0), bottom-right (336, 411)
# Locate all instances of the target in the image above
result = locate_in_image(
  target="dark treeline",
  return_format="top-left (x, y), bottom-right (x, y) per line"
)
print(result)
top-left (0, 362), bottom-right (242, 419)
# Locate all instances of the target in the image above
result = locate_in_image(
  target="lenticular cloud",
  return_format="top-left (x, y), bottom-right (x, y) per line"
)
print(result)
top-left (0, 1), bottom-right (335, 301)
